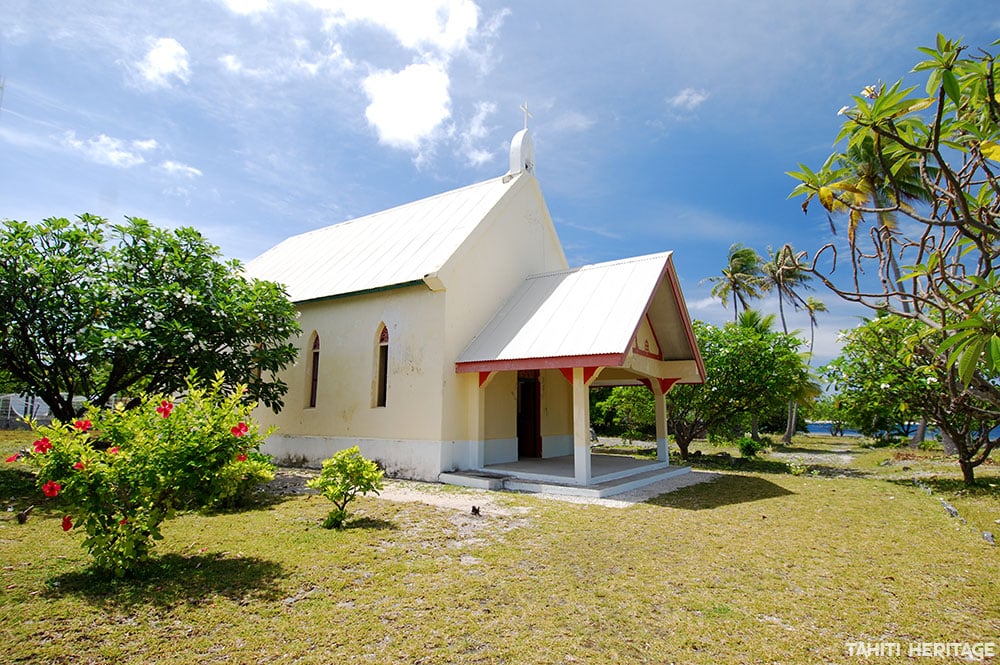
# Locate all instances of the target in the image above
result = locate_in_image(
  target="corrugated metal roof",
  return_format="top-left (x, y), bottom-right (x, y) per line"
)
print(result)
top-left (457, 252), bottom-right (682, 366)
top-left (245, 174), bottom-right (517, 303)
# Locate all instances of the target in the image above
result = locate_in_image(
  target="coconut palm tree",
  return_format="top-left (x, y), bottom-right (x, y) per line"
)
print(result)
top-left (760, 246), bottom-right (815, 443)
top-left (761, 244), bottom-right (813, 334)
top-left (703, 243), bottom-right (765, 321)
top-left (803, 296), bottom-right (827, 362)
top-left (781, 295), bottom-right (828, 444)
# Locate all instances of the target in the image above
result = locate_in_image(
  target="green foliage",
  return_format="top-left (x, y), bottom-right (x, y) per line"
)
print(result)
top-left (12, 373), bottom-right (269, 576)
top-left (593, 387), bottom-right (655, 444)
top-left (735, 436), bottom-right (766, 458)
top-left (0, 214), bottom-right (300, 421)
top-left (701, 243), bottom-right (765, 321)
top-left (822, 316), bottom-right (932, 439)
top-left (307, 446), bottom-right (384, 529)
top-left (208, 451), bottom-right (276, 510)
top-left (823, 315), bottom-right (999, 483)
top-left (666, 318), bottom-right (814, 458)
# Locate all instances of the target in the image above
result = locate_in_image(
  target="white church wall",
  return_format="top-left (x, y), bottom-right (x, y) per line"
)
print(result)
top-left (262, 435), bottom-right (472, 481)
top-left (257, 284), bottom-right (448, 444)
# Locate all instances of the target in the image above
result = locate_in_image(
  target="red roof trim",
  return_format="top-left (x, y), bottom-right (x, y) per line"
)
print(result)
top-left (664, 255), bottom-right (707, 382)
top-left (456, 353), bottom-right (623, 374)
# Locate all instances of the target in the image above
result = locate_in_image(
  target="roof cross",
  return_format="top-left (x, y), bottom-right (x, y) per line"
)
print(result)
top-left (520, 101), bottom-right (532, 130)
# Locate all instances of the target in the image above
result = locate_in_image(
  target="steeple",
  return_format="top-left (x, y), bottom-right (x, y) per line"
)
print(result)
top-left (507, 128), bottom-right (535, 175)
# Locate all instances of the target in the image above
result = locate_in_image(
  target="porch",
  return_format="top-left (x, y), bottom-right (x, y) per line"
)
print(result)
top-left (440, 453), bottom-right (691, 498)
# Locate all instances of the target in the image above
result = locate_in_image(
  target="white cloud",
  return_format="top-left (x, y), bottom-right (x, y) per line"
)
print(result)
top-left (220, 0), bottom-right (271, 15)
top-left (363, 62), bottom-right (450, 150)
top-left (317, 0), bottom-right (479, 57)
top-left (668, 87), bottom-right (710, 111)
top-left (132, 138), bottom-right (159, 151)
top-left (459, 100), bottom-right (495, 165)
top-left (62, 131), bottom-right (156, 167)
top-left (551, 110), bottom-right (596, 133)
top-left (161, 160), bottom-right (203, 178)
top-left (139, 37), bottom-right (191, 87)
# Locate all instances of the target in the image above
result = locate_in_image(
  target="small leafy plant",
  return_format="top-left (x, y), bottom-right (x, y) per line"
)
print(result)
top-left (736, 436), bottom-right (766, 458)
top-left (307, 446), bottom-right (384, 529)
top-left (8, 372), bottom-right (270, 576)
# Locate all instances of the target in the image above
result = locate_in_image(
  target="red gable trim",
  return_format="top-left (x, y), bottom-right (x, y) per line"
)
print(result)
top-left (557, 367), bottom-right (600, 385)
top-left (456, 353), bottom-right (623, 374)
top-left (664, 255), bottom-right (706, 383)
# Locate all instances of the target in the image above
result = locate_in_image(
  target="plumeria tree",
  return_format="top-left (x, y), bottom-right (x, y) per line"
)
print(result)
top-left (788, 34), bottom-right (1000, 482)
top-left (824, 316), bottom-right (998, 482)
top-left (0, 214), bottom-right (300, 421)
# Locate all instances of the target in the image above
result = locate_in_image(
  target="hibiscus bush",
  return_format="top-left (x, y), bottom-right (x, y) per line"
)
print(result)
top-left (8, 373), bottom-right (271, 576)
top-left (307, 446), bottom-right (384, 529)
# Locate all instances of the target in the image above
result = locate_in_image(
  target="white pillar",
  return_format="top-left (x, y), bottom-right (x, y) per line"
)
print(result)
top-left (654, 382), bottom-right (669, 464)
top-left (469, 374), bottom-right (487, 469)
top-left (572, 367), bottom-right (591, 485)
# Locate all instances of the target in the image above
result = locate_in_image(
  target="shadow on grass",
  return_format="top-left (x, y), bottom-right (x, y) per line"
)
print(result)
top-left (0, 466), bottom-right (37, 501)
top-left (647, 474), bottom-right (794, 510)
top-left (344, 515), bottom-right (396, 531)
top-left (891, 475), bottom-right (1000, 499)
top-left (683, 454), bottom-right (794, 475)
top-left (45, 552), bottom-right (286, 607)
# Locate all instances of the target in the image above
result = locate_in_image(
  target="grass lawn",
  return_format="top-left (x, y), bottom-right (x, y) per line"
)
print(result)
top-left (1, 430), bottom-right (998, 664)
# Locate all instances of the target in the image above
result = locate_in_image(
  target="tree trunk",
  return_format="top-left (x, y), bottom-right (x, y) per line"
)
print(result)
top-left (940, 430), bottom-right (958, 456)
top-left (675, 435), bottom-right (691, 461)
top-left (781, 401), bottom-right (796, 444)
top-left (908, 417), bottom-right (927, 448)
top-left (959, 458), bottom-right (977, 486)
top-left (750, 414), bottom-right (760, 441)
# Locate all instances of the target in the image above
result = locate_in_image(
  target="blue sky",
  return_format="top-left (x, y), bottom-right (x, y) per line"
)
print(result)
top-left (1, 1), bottom-right (998, 366)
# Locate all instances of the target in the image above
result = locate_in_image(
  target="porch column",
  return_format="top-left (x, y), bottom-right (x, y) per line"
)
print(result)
top-left (653, 382), bottom-right (669, 464)
top-left (469, 372), bottom-right (492, 469)
top-left (572, 367), bottom-right (591, 485)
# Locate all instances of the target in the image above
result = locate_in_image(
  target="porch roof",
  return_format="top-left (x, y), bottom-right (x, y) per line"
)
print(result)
top-left (455, 252), bottom-right (705, 382)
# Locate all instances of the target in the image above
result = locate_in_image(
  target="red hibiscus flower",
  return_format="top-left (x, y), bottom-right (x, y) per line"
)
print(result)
top-left (73, 461), bottom-right (85, 470)
top-left (62, 515), bottom-right (73, 531)
top-left (230, 422), bottom-right (249, 437)
top-left (73, 419), bottom-right (93, 432)
top-left (119, 517), bottom-right (127, 525)
top-left (5, 453), bottom-right (19, 463)
top-left (156, 400), bottom-right (173, 418)
top-left (33, 437), bottom-right (52, 454)
top-left (42, 480), bottom-right (61, 497)
top-left (237, 453), bottom-right (248, 462)
top-left (108, 447), bottom-right (119, 455)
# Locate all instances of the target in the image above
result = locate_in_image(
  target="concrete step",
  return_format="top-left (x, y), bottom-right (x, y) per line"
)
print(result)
top-left (440, 465), bottom-right (691, 498)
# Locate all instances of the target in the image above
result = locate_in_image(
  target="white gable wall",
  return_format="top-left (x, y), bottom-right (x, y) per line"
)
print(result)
top-left (437, 174), bottom-right (566, 440)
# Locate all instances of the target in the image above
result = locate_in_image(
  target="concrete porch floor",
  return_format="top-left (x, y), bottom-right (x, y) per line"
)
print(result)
top-left (439, 453), bottom-right (691, 498)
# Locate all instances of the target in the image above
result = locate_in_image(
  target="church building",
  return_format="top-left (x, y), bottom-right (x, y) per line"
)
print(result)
top-left (246, 129), bottom-right (704, 496)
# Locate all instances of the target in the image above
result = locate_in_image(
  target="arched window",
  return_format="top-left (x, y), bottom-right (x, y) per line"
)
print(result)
top-left (308, 332), bottom-right (320, 408)
top-left (375, 325), bottom-right (389, 408)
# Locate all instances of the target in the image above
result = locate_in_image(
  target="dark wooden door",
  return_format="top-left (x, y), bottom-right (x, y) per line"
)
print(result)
top-left (517, 372), bottom-right (542, 458)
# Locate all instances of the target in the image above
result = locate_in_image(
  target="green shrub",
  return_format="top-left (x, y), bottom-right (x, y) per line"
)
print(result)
top-left (736, 436), bottom-right (766, 458)
top-left (10, 373), bottom-right (269, 576)
top-left (307, 446), bottom-right (384, 529)
top-left (208, 451), bottom-right (276, 510)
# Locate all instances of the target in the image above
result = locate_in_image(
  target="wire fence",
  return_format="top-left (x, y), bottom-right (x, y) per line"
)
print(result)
top-left (0, 394), bottom-right (89, 429)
